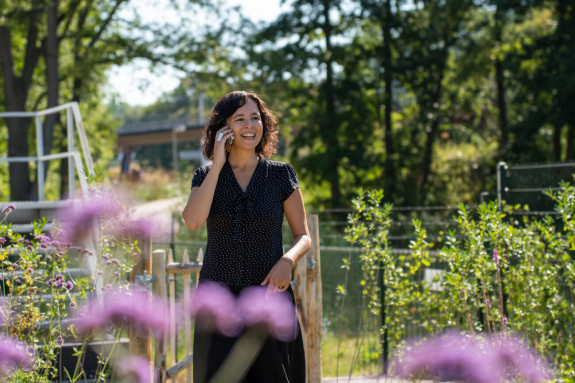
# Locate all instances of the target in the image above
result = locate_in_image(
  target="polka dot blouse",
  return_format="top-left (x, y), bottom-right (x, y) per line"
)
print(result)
top-left (191, 157), bottom-right (300, 287)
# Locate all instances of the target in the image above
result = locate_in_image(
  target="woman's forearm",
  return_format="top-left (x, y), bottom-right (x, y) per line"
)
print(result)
top-left (282, 234), bottom-right (312, 265)
top-left (181, 165), bottom-right (222, 229)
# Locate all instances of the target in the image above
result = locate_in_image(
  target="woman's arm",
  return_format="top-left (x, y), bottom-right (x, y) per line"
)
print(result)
top-left (261, 188), bottom-right (311, 294)
top-left (181, 164), bottom-right (223, 230)
top-left (182, 126), bottom-right (232, 230)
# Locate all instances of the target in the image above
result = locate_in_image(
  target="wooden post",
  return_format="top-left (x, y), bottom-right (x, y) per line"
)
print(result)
top-left (153, 249), bottom-right (168, 383)
top-left (182, 249), bottom-right (193, 383)
top-left (168, 249), bottom-right (177, 370)
top-left (293, 214), bottom-right (322, 383)
top-left (306, 214), bottom-right (322, 383)
top-left (128, 231), bottom-right (153, 383)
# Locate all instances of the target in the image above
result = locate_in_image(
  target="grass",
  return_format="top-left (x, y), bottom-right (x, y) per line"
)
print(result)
top-left (322, 332), bottom-right (383, 378)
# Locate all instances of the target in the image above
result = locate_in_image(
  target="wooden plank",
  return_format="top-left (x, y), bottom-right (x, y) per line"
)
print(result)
top-left (152, 250), bottom-right (168, 383)
top-left (181, 249), bottom-right (193, 383)
top-left (168, 249), bottom-right (177, 372)
top-left (128, 233), bottom-right (153, 383)
top-left (165, 262), bottom-right (202, 274)
top-left (306, 214), bottom-right (322, 383)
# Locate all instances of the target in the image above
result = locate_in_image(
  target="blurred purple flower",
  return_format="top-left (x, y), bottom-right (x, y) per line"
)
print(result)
top-left (2, 204), bottom-right (16, 214)
top-left (394, 331), bottom-right (552, 383)
top-left (73, 289), bottom-right (169, 338)
top-left (493, 248), bottom-right (499, 265)
top-left (117, 355), bottom-right (156, 383)
top-left (502, 316), bottom-right (508, 327)
top-left (56, 195), bottom-right (122, 243)
top-left (238, 286), bottom-right (297, 341)
top-left (0, 237), bottom-right (5, 245)
top-left (395, 332), bottom-right (500, 383)
top-left (0, 335), bottom-right (32, 373)
top-left (35, 235), bottom-right (50, 243)
top-left (116, 219), bottom-right (155, 240)
top-left (187, 282), bottom-right (242, 337)
top-left (494, 334), bottom-right (552, 383)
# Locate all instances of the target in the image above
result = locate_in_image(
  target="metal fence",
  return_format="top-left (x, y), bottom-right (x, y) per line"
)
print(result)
top-left (497, 161), bottom-right (575, 213)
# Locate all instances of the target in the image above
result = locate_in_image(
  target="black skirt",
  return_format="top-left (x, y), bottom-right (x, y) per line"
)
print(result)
top-left (192, 284), bottom-right (306, 383)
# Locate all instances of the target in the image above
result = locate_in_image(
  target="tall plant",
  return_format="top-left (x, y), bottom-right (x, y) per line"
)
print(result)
top-left (344, 186), bottom-right (575, 378)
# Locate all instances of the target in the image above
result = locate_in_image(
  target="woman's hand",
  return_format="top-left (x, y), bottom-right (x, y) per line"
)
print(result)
top-left (212, 125), bottom-right (233, 169)
top-left (261, 257), bottom-right (293, 296)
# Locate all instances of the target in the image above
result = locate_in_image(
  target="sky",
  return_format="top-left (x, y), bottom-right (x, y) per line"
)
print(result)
top-left (105, 0), bottom-right (286, 106)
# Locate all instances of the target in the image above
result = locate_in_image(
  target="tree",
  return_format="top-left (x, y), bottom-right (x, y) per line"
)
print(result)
top-left (0, 0), bottom-right (210, 200)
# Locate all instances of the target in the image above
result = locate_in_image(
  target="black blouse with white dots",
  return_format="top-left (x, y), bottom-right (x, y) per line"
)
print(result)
top-left (191, 157), bottom-right (300, 287)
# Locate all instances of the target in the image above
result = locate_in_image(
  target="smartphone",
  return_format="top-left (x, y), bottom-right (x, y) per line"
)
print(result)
top-left (225, 135), bottom-right (234, 153)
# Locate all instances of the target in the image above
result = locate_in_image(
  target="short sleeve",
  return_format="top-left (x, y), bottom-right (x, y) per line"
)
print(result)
top-left (281, 163), bottom-right (300, 201)
top-left (191, 166), bottom-right (209, 188)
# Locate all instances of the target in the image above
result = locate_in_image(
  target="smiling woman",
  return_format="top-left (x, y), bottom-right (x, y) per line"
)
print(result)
top-left (181, 90), bottom-right (310, 383)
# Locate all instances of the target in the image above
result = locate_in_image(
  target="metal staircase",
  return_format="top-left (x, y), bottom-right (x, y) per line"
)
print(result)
top-left (0, 102), bottom-right (95, 232)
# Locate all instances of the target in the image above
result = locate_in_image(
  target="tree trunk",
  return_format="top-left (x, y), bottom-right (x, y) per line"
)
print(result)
top-left (419, 49), bottom-right (447, 204)
top-left (494, 6), bottom-right (508, 150)
top-left (495, 58), bottom-right (508, 149)
top-left (383, 0), bottom-right (394, 159)
top-left (382, 0), bottom-right (396, 200)
top-left (553, 125), bottom-right (562, 161)
top-left (322, 0), bottom-right (341, 203)
top-left (44, 0), bottom-right (60, 160)
top-left (0, 13), bottom-right (42, 200)
top-left (566, 125), bottom-right (574, 161)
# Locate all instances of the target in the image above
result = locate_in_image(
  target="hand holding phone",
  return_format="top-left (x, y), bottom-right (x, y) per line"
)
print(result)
top-left (225, 135), bottom-right (234, 153)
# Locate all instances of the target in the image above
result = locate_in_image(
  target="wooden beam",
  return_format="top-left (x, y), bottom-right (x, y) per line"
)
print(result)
top-left (117, 129), bottom-right (203, 148)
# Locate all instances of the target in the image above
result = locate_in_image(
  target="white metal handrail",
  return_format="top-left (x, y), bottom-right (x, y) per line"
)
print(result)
top-left (0, 102), bottom-right (94, 200)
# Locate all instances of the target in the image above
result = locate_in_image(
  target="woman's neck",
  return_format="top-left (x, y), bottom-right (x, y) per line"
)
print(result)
top-left (227, 150), bottom-right (258, 169)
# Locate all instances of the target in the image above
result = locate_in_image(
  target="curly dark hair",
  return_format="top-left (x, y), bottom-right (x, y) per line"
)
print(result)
top-left (201, 91), bottom-right (279, 160)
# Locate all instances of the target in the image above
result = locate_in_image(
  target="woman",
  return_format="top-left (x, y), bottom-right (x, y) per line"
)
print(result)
top-left (182, 90), bottom-right (310, 383)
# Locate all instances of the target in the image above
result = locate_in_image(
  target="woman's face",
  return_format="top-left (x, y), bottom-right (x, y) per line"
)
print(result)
top-left (225, 98), bottom-right (264, 152)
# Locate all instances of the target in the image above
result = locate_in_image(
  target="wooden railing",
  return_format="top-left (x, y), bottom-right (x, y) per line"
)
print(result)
top-left (139, 214), bottom-right (322, 383)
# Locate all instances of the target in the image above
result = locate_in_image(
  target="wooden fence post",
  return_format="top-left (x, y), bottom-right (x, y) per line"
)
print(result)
top-left (128, 231), bottom-right (153, 383)
top-left (294, 214), bottom-right (322, 383)
top-left (153, 249), bottom-right (168, 383)
top-left (182, 249), bottom-right (193, 383)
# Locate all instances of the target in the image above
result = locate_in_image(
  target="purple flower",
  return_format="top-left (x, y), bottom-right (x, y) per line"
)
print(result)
top-left (502, 316), bottom-right (508, 327)
top-left (238, 286), bottom-right (297, 341)
top-left (2, 204), bottom-right (16, 214)
top-left (66, 281), bottom-right (74, 290)
top-left (101, 253), bottom-right (110, 260)
top-left (117, 355), bottom-right (156, 383)
top-left (493, 334), bottom-right (552, 383)
top-left (187, 282), bottom-right (242, 337)
top-left (35, 235), bottom-right (50, 243)
top-left (0, 237), bottom-right (5, 245)
top-left (73, 289), bottom-right (169, 337)
top-left (395, 332), bottom-right (500, 383)
top-left (56, 195), bottom-right (122, 242)
top-left (394, 331), bottom-right (552, 383)
top-left (0, 336), bottom-right (32, 373)
top-left (485, 298), bottom-right (491, 307)
top-left (116, 219), bottom-right (155, 240)
top-left (493, 248), bottom-right (499, 265)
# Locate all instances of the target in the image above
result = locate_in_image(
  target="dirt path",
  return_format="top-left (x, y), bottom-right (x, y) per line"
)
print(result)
top-left (132, 197), bottom-right (184, 241)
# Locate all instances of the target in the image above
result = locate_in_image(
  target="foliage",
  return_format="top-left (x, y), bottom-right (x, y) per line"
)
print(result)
top-left (0, 188), bottom-right (140, 381)
top-left (343, 186), bottom-right (575, 378)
